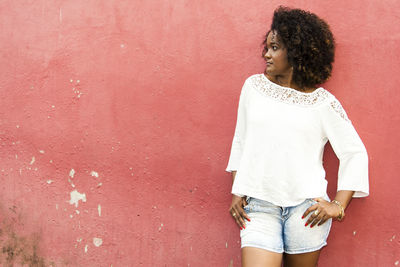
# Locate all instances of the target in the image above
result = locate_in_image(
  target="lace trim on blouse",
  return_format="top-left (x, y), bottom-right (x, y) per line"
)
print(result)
top-left (330, 99), bottom-right (350, 122)
top-left (250, 74), bottom-right (349, 122)
top-left (250, 74), bottom-right (330, 106)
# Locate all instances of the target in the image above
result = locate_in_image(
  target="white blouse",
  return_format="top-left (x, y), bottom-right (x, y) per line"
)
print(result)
top-left (226, 74), bottom-right (369, 207)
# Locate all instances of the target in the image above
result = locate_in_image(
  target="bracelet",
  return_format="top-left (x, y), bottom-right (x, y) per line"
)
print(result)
top-left (331, 200), bottom-right (345, 221)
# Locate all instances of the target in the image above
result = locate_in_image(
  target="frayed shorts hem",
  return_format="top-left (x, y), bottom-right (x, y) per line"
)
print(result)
top-left (241, 241), bottom-right (327, 255)
top-left (284, 241), bottom-right (327, 254)
top-left (241, 244), bottom-right (284, 254)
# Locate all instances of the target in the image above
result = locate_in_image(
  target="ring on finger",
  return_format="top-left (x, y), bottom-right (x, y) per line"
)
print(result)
top-left (314, 210), bottom-right (319, 216)
top-left (232, 212), bottom-right (236, 217)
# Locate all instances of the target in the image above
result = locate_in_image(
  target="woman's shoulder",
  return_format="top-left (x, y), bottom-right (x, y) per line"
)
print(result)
top-left (317, 90), bottom-right (351, 122)
top-left (242, 73), bottom-right (264, 86)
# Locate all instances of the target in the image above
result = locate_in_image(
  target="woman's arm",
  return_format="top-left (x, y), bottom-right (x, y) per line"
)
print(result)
top-left (226, 80), bottom-right (251, 229)
top-left (303, 97), bottom-right (369, 227)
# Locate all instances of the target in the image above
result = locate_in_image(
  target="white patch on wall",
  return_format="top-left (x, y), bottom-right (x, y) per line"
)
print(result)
top-left (72, 86), bottom-right (83, 98)
top-left (69, 169), bottom-right (75, 178)
top-left (47, 180), bottom-right (53, 184)
top-left (84, 244), bottom-right (88, 253)
top-left (68, 178), bottom-right (75, 188)
top-left (39, 150), bottom-right (45, 154)
top-left (30, 157), bottom-right (35, 165)
top-left (98, 204), bottom-right (101, 216)
top-left (90, 171), bottom-right (99, 178)
top-left (93, 237), bottom-right (103, 247)
top-left (69, 190), bottom-right (86, 208)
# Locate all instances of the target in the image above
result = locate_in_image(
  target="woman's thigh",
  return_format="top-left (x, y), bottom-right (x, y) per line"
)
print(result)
top-left (242, 247), bottom-right (282, 267)
top-left (283, 250), bottom-right (321, 267)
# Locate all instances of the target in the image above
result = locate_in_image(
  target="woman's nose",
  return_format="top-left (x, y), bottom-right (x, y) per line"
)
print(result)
top-left (264, 49), bottom-right (271, 59)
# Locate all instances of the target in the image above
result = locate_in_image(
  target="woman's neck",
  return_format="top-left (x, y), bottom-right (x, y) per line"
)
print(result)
top-left (265, 72), bottom-right (316, 93)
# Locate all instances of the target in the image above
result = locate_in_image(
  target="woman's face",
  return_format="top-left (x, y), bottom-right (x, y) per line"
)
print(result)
top-left (263, 31), bottom-right (292, 77)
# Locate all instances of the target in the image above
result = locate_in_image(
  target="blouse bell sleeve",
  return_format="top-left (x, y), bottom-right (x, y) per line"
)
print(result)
top-left (321, 97), bottom-right (369, 197)
top-left (226, 80), bottom-right (249, 172)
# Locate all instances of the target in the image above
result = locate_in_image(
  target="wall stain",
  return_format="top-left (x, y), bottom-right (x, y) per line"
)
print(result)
top-left (0, 204), bottom-right (46, 267)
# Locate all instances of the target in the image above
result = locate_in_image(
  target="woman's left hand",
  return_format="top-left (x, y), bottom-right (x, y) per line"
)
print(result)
top-left (302, 198), bottom-right (341, 227)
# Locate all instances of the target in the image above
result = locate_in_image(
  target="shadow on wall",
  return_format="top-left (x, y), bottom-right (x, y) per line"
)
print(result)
top-left (0, 204), bottom-right (46, 267)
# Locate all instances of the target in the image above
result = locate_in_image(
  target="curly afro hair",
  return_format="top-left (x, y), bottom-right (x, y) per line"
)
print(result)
top-left (263, 7), bottom-right (335, 89)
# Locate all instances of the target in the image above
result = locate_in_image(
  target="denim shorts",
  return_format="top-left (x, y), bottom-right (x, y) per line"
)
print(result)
top-left (240, 197), bottom-right (332, 254)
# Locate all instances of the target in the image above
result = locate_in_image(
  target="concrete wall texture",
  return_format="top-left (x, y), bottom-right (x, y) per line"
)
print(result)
top-left (0, 0), bottom-right (399, 266)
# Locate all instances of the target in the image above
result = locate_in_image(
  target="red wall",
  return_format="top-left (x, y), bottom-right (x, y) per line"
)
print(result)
top-left (0, 1), bottom-right (399, 266)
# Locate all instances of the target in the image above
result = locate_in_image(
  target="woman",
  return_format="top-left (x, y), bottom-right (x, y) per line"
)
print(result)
top-left (226, 7), bottom-right (369, 267)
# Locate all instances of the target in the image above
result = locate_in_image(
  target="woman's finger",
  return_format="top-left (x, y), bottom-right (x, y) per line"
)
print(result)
top-left (305, 205), bottom-right (323, 226)
top-left (234, 200), bottom-right (249, 223)
top-left (239, 202), bottom-right (251, 222)
top-left (241, 198), bottom-right (251, 222)
top-left (310, 212), bottom-right (325, 227)
top-left (238, 208), bottom-right (250, 223)
top-left (235, 205), bottom-right (248, 228)
top-left (302, 203), bottom-right (319, 219)
top-left (313, 197), bottom-right (326, 203)
top-left (231, 207), bottom-right (246, 229)
top-left (318, 215), bottom-right (328, 226)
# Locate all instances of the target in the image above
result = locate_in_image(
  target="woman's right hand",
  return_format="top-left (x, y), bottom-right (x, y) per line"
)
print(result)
top-left (229, 195), bottom-right (250, 230)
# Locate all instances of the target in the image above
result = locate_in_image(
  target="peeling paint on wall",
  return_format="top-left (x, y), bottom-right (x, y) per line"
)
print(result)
top-left (69, 169), bottom-right (75, 178)
top-left (69, 190), bottom-right (86, 208)
top-left (93, 238), bottom-right (103, 247)
top-left (90, 171), bottom-right (99, 178)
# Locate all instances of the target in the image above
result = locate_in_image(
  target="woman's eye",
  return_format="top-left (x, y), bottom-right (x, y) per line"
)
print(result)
top-left (272, 46), bottom-right (278, 51)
